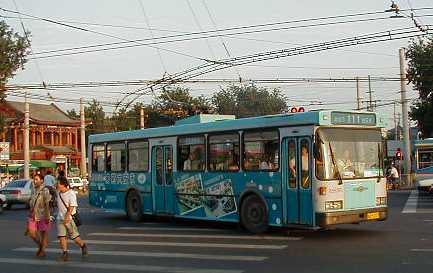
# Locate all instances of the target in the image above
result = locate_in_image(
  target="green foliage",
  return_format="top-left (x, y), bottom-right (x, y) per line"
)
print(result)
top-left (211, 84), bottom-right (288, 118)
top-left (153, 86), bottom-right (213, 123)
top-left (407, 36), bottom-right (433, 138)
top-left (0, 21), bottom-right (31, 100)
top-left (66, 109), bottom-right (79, 119)
top-left (85, 99), bottom-right (106, 134)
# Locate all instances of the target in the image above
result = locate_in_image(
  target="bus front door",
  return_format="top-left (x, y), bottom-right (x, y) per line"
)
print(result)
top-left (152, 145), bottom-right (174, 214)
top-left (283, 137), bottom-right (314, 226)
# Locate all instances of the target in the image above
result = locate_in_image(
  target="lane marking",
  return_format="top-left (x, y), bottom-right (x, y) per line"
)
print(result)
top-left (89, 232), bottom-right (300, 241)
top-left (14, 248), bottom-right (266, 262)
top-left (67, 239), bottom-right (288, 250)
top-left (0, 257), bottom-right (243, 273)
top-left (423, 220), bottom-right (433, 222)
top-left (118, 227), bottom-right (234, 232)
top-left (411, 249), bottom-right (433, 252)
top-left (402, 190), bottom-right (418, 213)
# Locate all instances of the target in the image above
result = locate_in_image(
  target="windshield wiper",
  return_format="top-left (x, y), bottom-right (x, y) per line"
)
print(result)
top-left (328, 142), bottom-right (343, 185)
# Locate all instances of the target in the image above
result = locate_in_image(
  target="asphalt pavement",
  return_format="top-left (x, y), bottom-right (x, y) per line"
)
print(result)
top-left (0, 190), bottom-right (432, 273)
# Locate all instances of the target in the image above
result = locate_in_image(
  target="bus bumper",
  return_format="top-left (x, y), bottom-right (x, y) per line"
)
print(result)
top-left (316, 207), bottom-right (387, 227)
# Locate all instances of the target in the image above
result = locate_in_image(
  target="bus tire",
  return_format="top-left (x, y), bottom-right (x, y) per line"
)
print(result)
top-left (126, 191), bottom-right (143, 222)
top-left (240, 194), bottom-right (268, 234)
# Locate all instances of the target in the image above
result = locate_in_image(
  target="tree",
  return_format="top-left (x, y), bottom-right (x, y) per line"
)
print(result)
top-left (153, 86), bottom-right (213, 124)
top-left (85, 99), bottom-right (107, 134)
top-left (212, 84), bottom-right (288, 118)
top-left (0, 21), bottom-right (31, 101)
top-left (407, 36), bottom-right (433, 138)
top-left (66, 109), bottom-right (80, 119)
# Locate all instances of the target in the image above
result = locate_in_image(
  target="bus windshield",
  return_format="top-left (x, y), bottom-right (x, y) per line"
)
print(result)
top-left (316, 128), bottom-right (383, 180)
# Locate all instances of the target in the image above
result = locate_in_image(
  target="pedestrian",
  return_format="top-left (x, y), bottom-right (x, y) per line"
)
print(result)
top-left (56, 176), bottom-right (88, 261)
top-left (44, 169), bottom-right (56, 188)
top-left (27, 174), bottom-right (52, 257)
top-left (387, 163), bottom-right (400, 190)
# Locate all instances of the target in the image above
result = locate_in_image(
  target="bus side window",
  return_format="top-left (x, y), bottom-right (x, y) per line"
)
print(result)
top-left (208, 133), bottom-right (240, 172)
top-left (178, 136), bottom-right (205, 171)
top-left (92, 144), bottom-right (105, 172)
top-left (243, 130), bottom-right (279, 171)
top-left (128, 141), bottom-right (149, 172)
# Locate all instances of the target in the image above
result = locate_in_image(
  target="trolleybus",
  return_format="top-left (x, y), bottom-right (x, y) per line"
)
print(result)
top-left (414, 138), bottom-right (433, 191)
top-left (89, 110), bottom-right (387, 233)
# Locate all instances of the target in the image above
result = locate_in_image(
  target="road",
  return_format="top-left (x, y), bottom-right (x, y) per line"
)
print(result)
top-left (0, 190), bottom-right (432, 273)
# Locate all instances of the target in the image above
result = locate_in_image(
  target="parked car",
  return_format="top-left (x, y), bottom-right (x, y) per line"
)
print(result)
top-left (0, 194), bottom-right (6, 213)
top-left (0, 179), bottom-right (33, 209)
top-left (67, 177), bottom-right (84, 190)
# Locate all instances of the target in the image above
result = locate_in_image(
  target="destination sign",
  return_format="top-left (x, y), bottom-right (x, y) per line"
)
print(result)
top-left (330, 112), bottom-right (376, 126)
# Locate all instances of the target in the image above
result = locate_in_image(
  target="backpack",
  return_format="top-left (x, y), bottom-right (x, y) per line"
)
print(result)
top-left (44, 185), bottom-right (57, 209)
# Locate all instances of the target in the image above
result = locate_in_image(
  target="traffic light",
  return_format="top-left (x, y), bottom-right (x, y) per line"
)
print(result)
top-left (290, 107), bottom-right (305, 113)
top-left (396, 148), bottom-right (402, 160)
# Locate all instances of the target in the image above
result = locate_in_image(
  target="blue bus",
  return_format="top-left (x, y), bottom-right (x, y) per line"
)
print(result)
top-left (413, 138), bottom-right (433, 191)
top-left (89, 111), bottom-right (388, 233)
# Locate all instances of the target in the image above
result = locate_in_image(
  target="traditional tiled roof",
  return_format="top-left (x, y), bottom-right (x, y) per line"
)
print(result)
top-left (6, 100), bottom-right (79, 125)
top-left (34, 145), bottom-right (77, 154)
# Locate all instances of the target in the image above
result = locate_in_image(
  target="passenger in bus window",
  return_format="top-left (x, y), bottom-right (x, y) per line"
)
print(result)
top-left (337, 149), bottom-right (354, 172)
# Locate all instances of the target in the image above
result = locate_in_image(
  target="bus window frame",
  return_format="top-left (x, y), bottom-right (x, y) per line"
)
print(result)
top-left (314, 127), bottom-right (385, 181)
top-left (242, 128), bottom-right (280, 172)
top-left (106, 141), bottom-right (127, 173)
top-left (127, 140), bottom-right (150, 173)
top-left (177, 134), bottom-right (206, 172)
top-left (207, 131), bottom-right (240, 172)
top-left (417, 148), bottom-right (433, 170)
top-left (91, 143), bottom-right (106, 173)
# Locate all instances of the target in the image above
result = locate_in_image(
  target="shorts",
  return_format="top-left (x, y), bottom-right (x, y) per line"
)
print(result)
top-left (28, 218), bottom-right (52, 232)
top-left (57, 220), bottom-right (80, 240)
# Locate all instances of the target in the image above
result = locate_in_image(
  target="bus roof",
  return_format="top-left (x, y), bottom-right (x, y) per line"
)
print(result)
top-left (414, 138), bottom-right (433, 147)
top-left (89, 110), bottom-right (386, 143)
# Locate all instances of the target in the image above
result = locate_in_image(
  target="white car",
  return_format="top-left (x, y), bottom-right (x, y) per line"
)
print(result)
top-left (0, 194), bottom-right (6, 213)
top-left (67, 177), bottom-right (84, 189)
top-left (0, 179), bottom-right (33, 209)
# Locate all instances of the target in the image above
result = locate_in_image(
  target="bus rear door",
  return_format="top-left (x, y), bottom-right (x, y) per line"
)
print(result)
top-left (282, 137), bottom-right (314, 226)
top-left (151, 145), bottom-right (174, 214)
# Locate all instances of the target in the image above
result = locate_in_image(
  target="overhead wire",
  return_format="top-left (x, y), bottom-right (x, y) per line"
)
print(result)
top-left (0, 7), bottom-right (210, 62)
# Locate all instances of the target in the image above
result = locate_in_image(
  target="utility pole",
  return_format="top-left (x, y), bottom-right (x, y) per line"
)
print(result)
top-left (393, 101), bottom-right (397, 140)
top-left (356, 77), bottom-right (361, 110)
top-left (23, 91), bottom-right (30, 179)
top-left (80, 98), bottom-right (87, 177)
top-left (399, 48), bottom-right (412, 187)
top-left (367, 75), bottom-right (373, 111)
top-left (140, 107), bottom-right (145, 129)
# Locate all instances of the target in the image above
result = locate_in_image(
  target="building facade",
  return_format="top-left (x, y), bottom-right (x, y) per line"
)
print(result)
top-left (0, 100), bottom-right (82, 173)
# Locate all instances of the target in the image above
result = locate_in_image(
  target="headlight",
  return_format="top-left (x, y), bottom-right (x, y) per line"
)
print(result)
top-left (376, 196), bottom-right (387, 206)
top-left (325, 200), bottom-right (343, 210)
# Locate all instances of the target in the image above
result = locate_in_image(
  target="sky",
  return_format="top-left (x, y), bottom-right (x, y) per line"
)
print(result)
top-left (1, 0), bottom-right (433, 127)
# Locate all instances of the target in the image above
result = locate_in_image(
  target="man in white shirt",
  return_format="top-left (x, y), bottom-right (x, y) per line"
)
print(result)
top-left (56, 176), bottom-right (88, 261)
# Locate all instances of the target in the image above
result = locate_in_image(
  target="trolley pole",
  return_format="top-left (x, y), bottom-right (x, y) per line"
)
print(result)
top-left (356, 76), bottom-right (361, 110)
top-left (80, 98), bottom-right (87, 177)
top-left (140, 107), bottom-right (145, 129)
top-left (23, 91), bottom-right (30, 179)
top-left (368, 75), bottom-right (373, 111)
top-left (399, 48), bottom-right (412, 187)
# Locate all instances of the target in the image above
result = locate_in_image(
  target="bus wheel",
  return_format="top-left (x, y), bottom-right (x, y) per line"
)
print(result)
top-left (126, 191), bottom-right (143, 222)
top-left (240, 194), bottom-right (268, 234)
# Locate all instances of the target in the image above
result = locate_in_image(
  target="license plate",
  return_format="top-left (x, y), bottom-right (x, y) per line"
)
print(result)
top-left (367, 212), bottom-right (380, 220)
